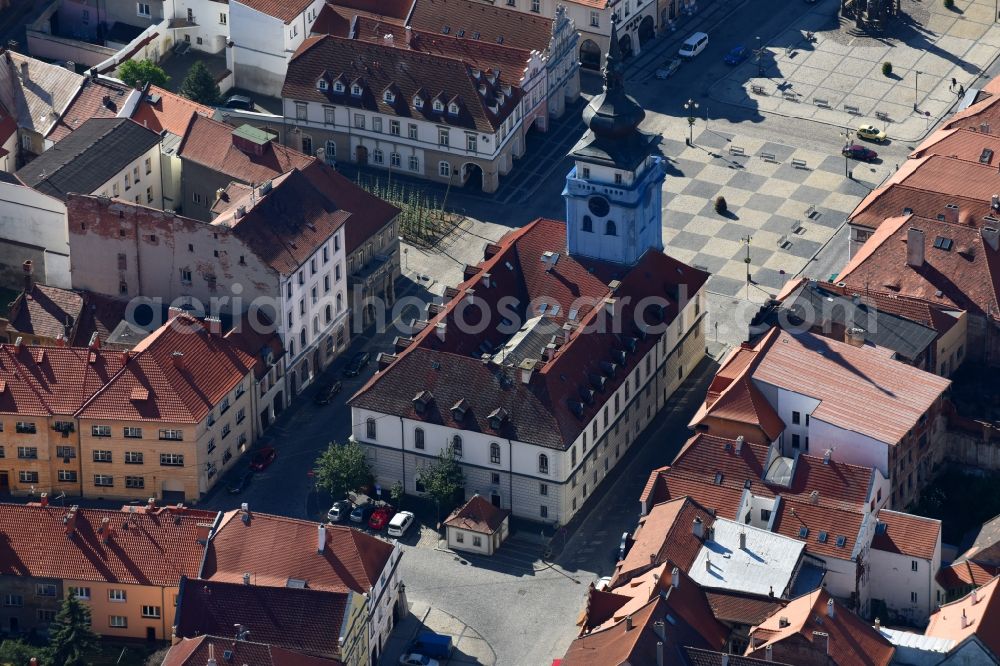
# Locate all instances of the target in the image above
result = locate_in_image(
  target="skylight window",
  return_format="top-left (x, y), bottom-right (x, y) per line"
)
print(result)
top-left (981, 148), bottom-right (994, 164)
top-left (568, 308), bottom-right (579, 320)
top-left (818, 531), bottom-right (828, 543)
top-left (933, 236), bottom-right (953, 251)
top-left (442, 26), bottom-right (450, 34)
top-left (713, 472), bottom-right (723, 485)
top-left (836, 535), bottom-right (847, 548)
top-left (798, 527), bottom-right (809, 538)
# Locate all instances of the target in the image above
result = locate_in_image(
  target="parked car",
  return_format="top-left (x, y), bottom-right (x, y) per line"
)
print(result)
top-left (408, 632), bottom-right (452, 659)
top-left (679, 31), bottom-right (709, 58)
top-left (249, 447), bottom-right (277, 471)
top-left (618, 531), bottom-right (631, 561)
top-left (369, 505), bottom-right (396, 531)
top-left (841, 144), bottom-right (878, 161)
top-left (856, 124), bottom-right (886, 142)
top-left (343, 351), bottom-right (371, 377)
top-left (387, 510), bottom-right (416, 537)
top-left (724, 45), bottom-right (750, 65)
top-left (228, 470), bottom-right (254, 494)
top-left (350, 503), bottom-right (375, 524)
top-left (655, 57), bottom-right (682, 79)
top-left (399, 654), bottom-right (439, 666)
top-left (314, 381), bottom-right (342, 405)
top-left (222, 95), bottom-right (254, 111)
top-left (327, 500), bottom-right (353, 523)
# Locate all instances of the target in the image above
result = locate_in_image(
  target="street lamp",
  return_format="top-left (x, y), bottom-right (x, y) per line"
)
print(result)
top-left (840, 128), bottom-right (852, 178)
top-left (914, 70), bottom-right (921, 111)
top-left (684, 98), bottom-right (699, 145)
top-left (755, 36), bottom-right (765, 77)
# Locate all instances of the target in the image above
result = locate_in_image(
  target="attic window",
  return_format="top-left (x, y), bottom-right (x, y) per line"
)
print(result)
top-left (317, 79), bottom-right (328, 91)
top-left (442, 25), bottom-right (450, 34)
top-left (933, 236), bottom-right (953, 251)
top-left (433, 100), bottom-right (444, 112)
top-left (414, 96), bottom-right (424, 109)
top-left (333, 81), bottom-right (345, 93)
top-left (902, 207), bottom-right (913, 215)
top-left (568, 307), bottom-right (579, 320)
top-left (798, 526), bottom-right (809, 538)
top-left (457, 29), bottom-right (465, 36)
top-left (472, 31), bottom-right (480, 39)
top-left (713, 471), bottom-right (723, 485)
top-left (981, 148), bottom-right (994, 164)
top-left (836, 535), bottom-right (847, 548)
top-left (448, 102), bottom-right (459, 115)
top-left (817, 531), bottom-right (828, 543)
top-left (384, 90), bottom-right (395, 103)
top-left (351, 84), bottom-right (362, 96)
top-left (496, 35), bottom-right (504, 44)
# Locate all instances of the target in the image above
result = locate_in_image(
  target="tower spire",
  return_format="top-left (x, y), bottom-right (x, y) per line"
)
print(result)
top-left (581, 18), bottom-right (645, 139)
top-left (603, 16), bottom-right (626, 93)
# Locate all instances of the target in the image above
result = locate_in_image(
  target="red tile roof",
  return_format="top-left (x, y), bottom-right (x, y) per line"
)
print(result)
top-left (48, 76), bottom-right (132, 143)
top-left (213, 167), bottom-right (350, 275)
top-left (224, 312), bottom-right (285, 381)
top-left (0, 343), bottom-right (126, 416)
top-left (312, 4), bottom-right (405, 38)
top-left (911, 127), bottom-right (1000, 164)
top-left (329, 0), bottom-right (413, 17)
top-left (849, 184), bottom-right (992, 232)
top-left (816, 281), bottom-right (960, 335)
top-left (837, 213), bottom-right (1000, 320)
top-left (896, 155), bottom-right (1000, 201)
top-left (201, 510), bottom-right (394, 594)
top-left (131, 85), bottom-right (214, 136)
top-left (747, 588), bottom-right (895, 666)
top-left (752, 327), bottom-right (951, 445)
top-left (234, 0), bottom-right (314, 22)
top-left (163, 636), bottom-right (342, 666)
top-left (284, 35), bottom-right (522, 133)
top-left (444, 494), bottom-right (510, 534)
top-left (770, 498), bottom-right (866, 561)
top-left (7, 283), bottom-right (84, 341)
top-left (174, 579), bottom-right (349, 661)
top-left (77, 315), bottom-right (256, 423)
top-left (937, 561), bottom-right (1000, 591)
top-left (925, 576), bottom-right (1000, 659)
top-left (613, 497), bottom-right (715, 585)
top-left (408, 0), bottom-right (554, 52)
top-left (350, 218), bottom-right (709, 450)
top-left (0, 502), bottom-right (217, 586)
top-left (178, 114), bottom-right (314, 184)
top-left (871, 509), bottom-right (940, 561)
top-left (704, 590), bottom-right (787, 627)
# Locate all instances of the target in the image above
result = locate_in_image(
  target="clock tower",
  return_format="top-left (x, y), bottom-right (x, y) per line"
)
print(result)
top-left (563, 19), bottom-right (665, 266)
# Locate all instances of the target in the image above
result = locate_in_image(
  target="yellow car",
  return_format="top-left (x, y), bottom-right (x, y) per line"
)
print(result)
top-left (856, 124), bottom-right (886, 142)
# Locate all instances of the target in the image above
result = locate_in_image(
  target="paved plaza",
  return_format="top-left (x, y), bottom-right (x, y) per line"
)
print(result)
top-left (712, 0), bottom-right (1000, 140)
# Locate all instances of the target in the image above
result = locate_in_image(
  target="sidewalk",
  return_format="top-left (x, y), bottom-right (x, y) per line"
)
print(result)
top-left (380, 601), bottom-right (496, 666)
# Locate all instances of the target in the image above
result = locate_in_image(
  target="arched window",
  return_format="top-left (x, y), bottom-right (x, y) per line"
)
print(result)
top-left (490, 442), bottom-right (501, 464)
top-left (414, 427), bottom-right (425, 449)
top-left (325, 304), bottom-right (332, 324)
top-left (336, 293), bottom-right (343, 312)
top-left (299, 328), bottom-right (306, 346)
top-left (366, 417), bottom-right (376, 440)
top-left (452, 435), bottom-right (463, 458)
top-left (582, 215), bottom-right (593, 233)
top-left (313, 315), bottom-right (319, 334)
top-left (605, 220), bottom-right (617, 236)
top-left (538, 453), bottom-right (549, 474)
top-left (289, 339), bottom-right (295, 357)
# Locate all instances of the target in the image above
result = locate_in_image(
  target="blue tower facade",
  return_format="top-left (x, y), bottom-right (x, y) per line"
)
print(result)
top-left (563, 19), bottom-right (665, 267)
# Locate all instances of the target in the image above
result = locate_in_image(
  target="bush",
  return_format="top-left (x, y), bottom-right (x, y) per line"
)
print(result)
top-left (117, 59), bottom-right (169, 88)
top-left (714, 196), bottom-right (728, 214)
top-left (881, 61), bottom-right (892, 77)
top-left (180, 61), bottom-right (221, 106)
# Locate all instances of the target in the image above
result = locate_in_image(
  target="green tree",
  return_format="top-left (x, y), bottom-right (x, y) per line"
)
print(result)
top-left (0, 638), bottom-right (47, 666)
top-left (390, 480), bottom-right (404, 507)
top-left (117, 58), bottom-right (169, 88)
top-left (47, 592), bottom-right (99, 666)
top-left (418, 445), bottom-right (465, 523)
top-left (314, 440), bottom-right (373, 499)
top-left (180, 61), bottom-right (221, 106)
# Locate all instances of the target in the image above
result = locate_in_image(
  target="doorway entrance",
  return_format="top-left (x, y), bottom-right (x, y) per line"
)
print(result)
top-left (638, 16), bottom-right (655, 45)
top-left (356, 145), bottom-right (369, 165)
top-left (0, 471), bottom-right (8, 494)
top-left (490, 492), bottom-right (502, 508)
top-left (146, 627), bottom-right (156, 641)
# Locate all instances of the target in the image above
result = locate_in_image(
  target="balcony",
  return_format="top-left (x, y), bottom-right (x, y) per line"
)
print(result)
top-left (349, 249), bottom-right (398, 288)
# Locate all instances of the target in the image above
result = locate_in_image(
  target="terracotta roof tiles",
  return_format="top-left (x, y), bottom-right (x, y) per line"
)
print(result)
top-left (7, 283), bottom-right (84, 341)
top-left (871, 509), bottom-right (940, 561)
top-left (48, 76), bottom-right (131, 143)
top-left (131, 85), bottom-right (214, 136)
top-left (163, 636), bottom-right (342, 666)
top-left (444, 494), bottom-right (509, 534)
top-left (234, 0), bottom-right (313, 23)
top-left (613, 497), bottom-right (714, 585)
top-left (925, 576), bottom-right (1000, 659)
top-left (704, 590), bottom-right (787, 627)
top-left (408, 0), bottom-right (554, 52)
top-left (937, 561), bottom-right (1000, 591)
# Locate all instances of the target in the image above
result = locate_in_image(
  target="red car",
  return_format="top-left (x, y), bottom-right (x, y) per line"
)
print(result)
top-left (841, 144), bottom-right (878, 162)
top-left (368, 505), bottom-right (396, 530)
top-left (249, 447), bottom-right (277, 471)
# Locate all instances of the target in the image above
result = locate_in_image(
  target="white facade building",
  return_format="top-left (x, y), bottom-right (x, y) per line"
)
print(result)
top-left (0, 178), bottom-right (70, 288)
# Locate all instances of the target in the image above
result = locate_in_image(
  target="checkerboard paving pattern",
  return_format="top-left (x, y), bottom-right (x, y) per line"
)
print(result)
top-left (661, 130), bottom-right (869, 300)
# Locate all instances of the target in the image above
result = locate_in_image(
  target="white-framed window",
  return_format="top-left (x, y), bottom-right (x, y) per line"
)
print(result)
top-left (538, 454), bottom-right (549, 474)
top-left (390, 152), bottom-right (401, 167)
top-left (109, 589), bottom-right (126, 602)
top-left (124, 426), bottom-right (142, 439)
top-left (408, 123), bottom-right (418, 139)
top-left (351, 84), bottom-right (362, 96)
top-left (333, 81), bottom-right (345, 93)
top-left (141, 606), bottom-right (161, 618)
top-left (455, 531), bottom-right (464, 543)
top-left (413, 96), bottom-right (423, 109)
top-left (58, 470), bottom-right (77, 482)
top-left (219, 12), bottom-right (226, 24)
top-left (384, 90), bottom-right (395, 103)
top-left (414, 428), bottom-right (425, 449)
top-left (16, 422), bottom-right (36, 434)
top-left (448, 102), bottom-right (459, 115)
top-left (295, 102), bottom-right (307, 121)
top-left (124, 451), bottom-right (143, 464)
top-left (236, 408), bottom-right (245, 424)
top-left (590, 10), bottom-right (599, 26)
top-left (317, 79), bottom-right (328, 91)
top-left (19, 471), bottom-right (38, 483)
top-left (490, 442), bottom-right (501, 464)
top-left (354, 113), bottom-right (365, 129)
top-left (366, 418), bottom-right (377, 440)
top-left (160, 453), bottom-right (184, 466)
top-left (68, 587), bottom-right (90, 600)
top-left (91, 425), bottom-right (111, 437)
top-left (35, 583), bottom-right (56, 597)
top-left (472, 535), bottom-right (483, 547)
top-left (324, 106), bottom-right (335, 124)
top-left (531, 0), bottom-right (540, 11)
top-left (159, 429), bottom-right (183, 441)
top-left (93, 450), bottom-right (112, 463)
top-left (466, 134), bottom-right (477, 152)
top-left (373, 117), bottom-right (382, 133)
top-left (389, 120), bottom-right (400, 136)
top-left (438, 128), bottom-right (449, 146)
top-left (452, 435), bottom-right (463, 458)
top-left (433, 100), bottom-right (444, 112)
top-left (408, 155), bottom-right (419, 171)
top-left (109, 615), bottom-right (128, 628)
top-left (17, 446), bottom-right (37, 458)
top-left (439, 161), bottom-right (451, 177)
top-left (373, 149), bottom-right (384, 165)
top-left (137, 2), bottom-right (150, 17)
top-left (94, 474), bottom-right (114, 487)
top-left (125, 476), bottom-right (144, 489)
top-left (144, 157), bottom-right (152, 174)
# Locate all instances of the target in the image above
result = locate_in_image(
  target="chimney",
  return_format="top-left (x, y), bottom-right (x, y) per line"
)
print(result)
top-left (982, 226), bottom-right (1000, 251)
top-left (147, 497), bottom-right (156, 511)
top-left (765, 645), bottom-right (773, 662)
top-left (653, 620), bottom-right (665, 642)
top-left (671, 566), bottom-right (679, 589)
top-left (778, 616), bottom-right (790, 628)
top-left (827, 598), bottom-right (836, 619)
top-left (973, 588), bottom-right (980, 604)
top-left (22, 260), bottom-right (33, 292)
top-left (649, 552), bottom-right (656, 566)
top-left (243, 572), bottom-right (251, 586)
top-left (435, 321), bottom-right (446, 342)
top-left (88, 332), bottom-right (100, 350)
top-left (739, 531), bottom-right (747, 550)
top-left (317, 523), bottom-right (326, 554)
top-left (481, 272), bottom-right (491, 288)
top-left (64, 508), bottom-right (78, 537)
top-left (204, 317), bottom-right (222, 336)
top-left (735, 435), bottom-right (744, 454)
top-left (961, 608), bottom-right (970, 628)
top-left (604, 297), bottom-right (618, 318)
top-left (692, 516), bottom-right (704, 539)
top-left (944, 203), bottom-right (960, 225)
top-left (99, 516), bottom-right (112, 543)
top-left (845, 327), bottom-right (866, 347)
top-left (906, 227), bottom-right (925, 267)
top-left (19, 60), bottom-right (28, 81)
top-left (656, 641), bottom-right (664, 666)
top-left (207, 643), bottom-right (217, 666)
top-left (625, 615), bottom-right (633, 631)
top-left (171, 351), bottom-right (186, 371)
top-left (874, 617), bottom-right (881, 630)
top-left (39, 492), bottom-right (48, 507)
top-left (519, 358), bottom-right (538, 384)
top-left (993, 194), bottom-right (1000, 211)
top-left (705, 557), bottom-right (712, 572)
top-left (823, 449), bottom-right (832, 465)
top-left (810, 490), bottom-right (819, 504)
top-left (721, 656), bottom-right (729, 666)
top-left (235, 205), bottom-right (246, 219)
top-left (405, 25), bottom-right (413, 45)
top-left (813, 631), bottom-right (830, 655)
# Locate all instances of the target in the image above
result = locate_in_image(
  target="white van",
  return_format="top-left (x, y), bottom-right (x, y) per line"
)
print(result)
top-left (679, 32), bottom-right (709, 58)
top-left (387, 510), bottom-right (415, 537)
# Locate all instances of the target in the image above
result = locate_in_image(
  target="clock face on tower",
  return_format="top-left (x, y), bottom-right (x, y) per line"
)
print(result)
top-left (588, 195), bottom-right (610, 217)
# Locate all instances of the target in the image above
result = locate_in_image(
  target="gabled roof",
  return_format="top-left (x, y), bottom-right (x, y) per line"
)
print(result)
top-left (47, 76), bottom-right (131, 143)
top-left (444, 494), bottom-right (509, 534)
top-left (7, 282), bottom-right (84, 341)
top-left (201, 510), bottom-right (394, 594)
top-left (174, 579), bottom-right (350, 661)
top-left (684, 647), bottom-right (794, 666)
top-left (131, 84), bottom-right (213, 136)
top-left (163, 636), bottom-right (342, 666)
top-left (0, 51), bottom-right (83, 136)
top-left (911, 126), bottom-right (1000, 164)
top-left (956, 512), bottom-right (1000, 567)
top-left (177, 114), bottom-right (313, 185)
top-left (614, 497), bottom-right (714, 585)
top-left (837, 213), bottom-right (1000, 320)
top-left (213, 167), bottom-right (350, 275)
top-left (0, 502), bottom-right (217, 586)
top-left (747, 588), bottom-right (895, 666)
top-left (284, 34), bottom-right (521, 133)
top-left (704, 590), bottom-right (787, 627)
top-left (350, 218), bottom-right (709, 450)
top-left (16, 118), bottom-right (160, 201)
top-left (871, 509), bottom-right (940, 561)
top-left (408, 0), bottom-right (554, 52)
top-left (233, 0), bottom-right (314, 23)
top-left (77, 314), bottom-right (256, 423)
top-left (937, 561), bottom-right (1000, 592)
top-left (925, 576), bottom-right (1000, 659)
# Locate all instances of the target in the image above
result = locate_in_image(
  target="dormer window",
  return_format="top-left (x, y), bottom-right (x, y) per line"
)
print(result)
top-left (448, 102), bottom-right (459, 115)
top-left (433, 100), bottom-right (444, 112)
top-left (351, 84), bottom-right (362, 97)
top-left (333, 81), bottom-right (345, 93)
top-left (384, 90), bottom-right (395, 103)
top-left (414, 96), bottom-right (424, 109)
top-left (317, 79), bottom-right (328, 91)
top-left (442, 26), bottom-right (450, 34)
